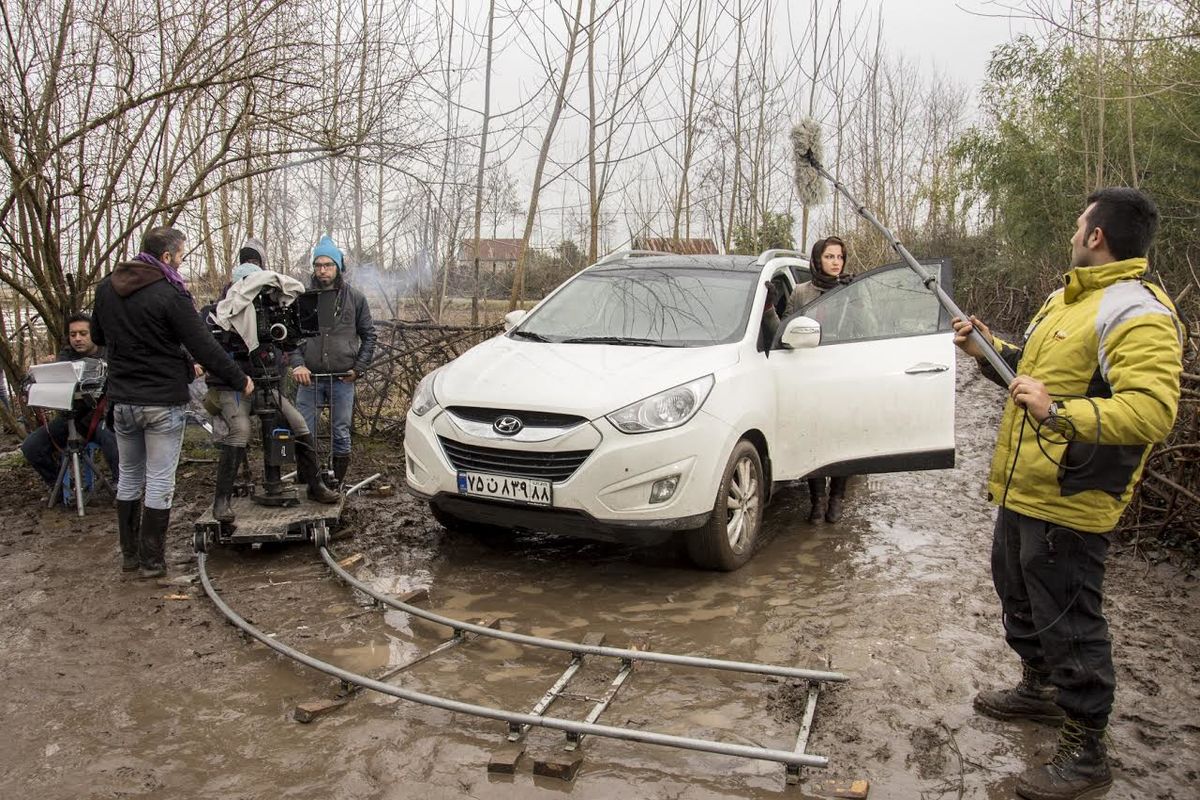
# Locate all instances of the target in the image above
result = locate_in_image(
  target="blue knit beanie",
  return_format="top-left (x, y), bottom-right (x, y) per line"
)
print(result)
top-left (231, 262), bottom-right (262, 282)
top-left (312, 234), bottom-right (345, 272)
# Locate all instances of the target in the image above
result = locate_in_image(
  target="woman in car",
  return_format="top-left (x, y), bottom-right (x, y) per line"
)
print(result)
top-left (785, 235), bottom-right (853, 524)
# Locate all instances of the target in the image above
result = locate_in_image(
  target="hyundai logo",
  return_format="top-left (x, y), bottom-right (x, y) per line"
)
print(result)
top-left (493, 414), bottom-right (523, 435)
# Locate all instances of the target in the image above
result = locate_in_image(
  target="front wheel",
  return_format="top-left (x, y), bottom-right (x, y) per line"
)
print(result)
top-left (686, 440), bottom-right (764, 571)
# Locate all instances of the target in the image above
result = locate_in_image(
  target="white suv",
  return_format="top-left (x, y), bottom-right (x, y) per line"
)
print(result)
top-left (404, 250), bottom-right (956, 570)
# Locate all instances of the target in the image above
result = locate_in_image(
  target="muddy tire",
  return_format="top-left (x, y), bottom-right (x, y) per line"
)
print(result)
top-left (429, 502), bottom-right (508, 539)
top-left (686, 439), bottom-right (763, 571)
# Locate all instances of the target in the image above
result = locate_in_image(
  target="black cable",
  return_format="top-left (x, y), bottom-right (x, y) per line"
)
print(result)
top-left (997, 397), bottom-right (1102, 642)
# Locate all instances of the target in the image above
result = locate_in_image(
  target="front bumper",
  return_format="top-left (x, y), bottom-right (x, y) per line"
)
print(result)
top-left (404, 406), bottom-right (736, 538)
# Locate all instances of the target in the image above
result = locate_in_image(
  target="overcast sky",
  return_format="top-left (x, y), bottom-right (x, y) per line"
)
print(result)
top-left (881, 0), bottom-right (1032, 107)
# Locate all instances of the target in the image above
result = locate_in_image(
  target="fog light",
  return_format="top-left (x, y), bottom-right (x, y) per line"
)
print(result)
top-left (650, 475), bottom-right (680, 504)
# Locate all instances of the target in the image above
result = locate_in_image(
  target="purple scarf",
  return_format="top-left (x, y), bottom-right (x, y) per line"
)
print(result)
top-left (133, 251), bottom-right (190, 298)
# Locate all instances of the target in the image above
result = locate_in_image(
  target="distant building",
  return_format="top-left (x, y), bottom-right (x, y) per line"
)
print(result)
top-left (633, 237), bottom-right (719, 255)
top-left (458, 238), bottom-right (524, 272)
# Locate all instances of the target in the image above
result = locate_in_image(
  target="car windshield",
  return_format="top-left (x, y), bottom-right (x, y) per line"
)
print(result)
top-left (514, 267), bottom-right (759, 347)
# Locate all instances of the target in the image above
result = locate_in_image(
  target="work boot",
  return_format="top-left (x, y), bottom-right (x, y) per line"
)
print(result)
top-left (974, 662), bottom-right (1066, 725)
top-left (332, 454), bottom-right (351, 490)
top-left (807, 478), bottom-right (826, 523)
top-left (212, 445), bottom-right (243, 523)
top-left (116, 498), bottom-right (141, 572)
top-left (138, 506), bottom-right (171, 579)
top-left (1016, 717), bottom-right (1112, 800)
top-left (825, 477), bottom-right (848, 522)
top-left (296, 434), bottom-right (340, 504)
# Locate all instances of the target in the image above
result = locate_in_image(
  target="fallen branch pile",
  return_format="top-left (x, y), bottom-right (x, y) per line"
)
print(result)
top-left (353, 320), bottom-right (502, 440)
top-left (1123, 293), bottom-right (1200, 547)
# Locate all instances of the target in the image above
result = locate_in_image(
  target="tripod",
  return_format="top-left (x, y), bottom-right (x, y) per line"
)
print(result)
top-left (48, 413), bottom-right (113, 517)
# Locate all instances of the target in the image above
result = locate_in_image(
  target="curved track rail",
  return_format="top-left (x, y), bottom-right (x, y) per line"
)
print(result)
top-left (318, 544), bottom-right (847, 683)
top-left (198, 543), bottom-right (843, 771)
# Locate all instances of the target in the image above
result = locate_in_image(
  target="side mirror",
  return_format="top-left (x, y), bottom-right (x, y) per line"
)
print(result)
top-left (780, 316), bottom-right (820, 350)
top-left (503, 309), bottom-right (528, 331)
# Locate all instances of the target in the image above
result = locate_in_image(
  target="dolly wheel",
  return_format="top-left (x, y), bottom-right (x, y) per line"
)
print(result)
top-left (193, 528), bottom-right (210, 554)
top-left (312, 523), bottom-right (329, 549)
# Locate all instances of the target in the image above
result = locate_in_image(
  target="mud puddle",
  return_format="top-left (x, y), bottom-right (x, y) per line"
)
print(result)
top-left (1, 363), bottom-right (1197, 799)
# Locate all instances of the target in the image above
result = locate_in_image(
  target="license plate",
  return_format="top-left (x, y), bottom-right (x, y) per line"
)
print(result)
top-left (457, 471), bottom-right (552, 506)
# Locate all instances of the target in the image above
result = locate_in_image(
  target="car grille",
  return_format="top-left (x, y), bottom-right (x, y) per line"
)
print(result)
top-left (438, 436), bottom-right (592, 482)
top-left (445, 406), bottom-right (588, 428)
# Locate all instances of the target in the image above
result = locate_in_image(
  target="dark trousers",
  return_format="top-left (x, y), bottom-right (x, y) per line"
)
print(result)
top-left (21, 417), bottom-right (120, 485)
top-left (991, 507), bottom-right (1115, 726)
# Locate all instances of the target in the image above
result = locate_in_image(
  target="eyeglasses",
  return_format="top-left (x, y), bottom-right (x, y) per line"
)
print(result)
top-left (314, 261), bottom-right (338, 269)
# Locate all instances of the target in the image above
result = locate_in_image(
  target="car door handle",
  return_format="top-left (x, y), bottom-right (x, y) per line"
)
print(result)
top-left (905, 362), bottom-right (950, 374)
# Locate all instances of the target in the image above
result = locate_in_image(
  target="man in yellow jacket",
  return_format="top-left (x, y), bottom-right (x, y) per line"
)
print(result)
top-left (953, 187), bottom-right (1183, 800)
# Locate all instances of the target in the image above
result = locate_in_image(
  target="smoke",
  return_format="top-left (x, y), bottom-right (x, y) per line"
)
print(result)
top-left (790, 118), bottom-right (827, 207)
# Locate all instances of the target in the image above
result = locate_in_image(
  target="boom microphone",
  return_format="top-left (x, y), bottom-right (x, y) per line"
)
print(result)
top-left (790, 119), bottom-right (827, 206)
top-left (789, 117), bottom-right (1016, 384)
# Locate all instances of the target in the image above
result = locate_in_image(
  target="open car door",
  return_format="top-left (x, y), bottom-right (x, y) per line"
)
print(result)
top-left (769, 259), bottom-right (957, 480)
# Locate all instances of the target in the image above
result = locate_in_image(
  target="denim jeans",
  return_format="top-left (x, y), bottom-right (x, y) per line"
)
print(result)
top-left (21, 416), bottom-right (120, 485)
top-left (991, 507), bottom-right (1115, 726)
top-left (113, 404), bottom-right (187, 510)
top-left (211, 389), bottom-right (309, 447)
top-left (295, 378), bottom-right (354, 456)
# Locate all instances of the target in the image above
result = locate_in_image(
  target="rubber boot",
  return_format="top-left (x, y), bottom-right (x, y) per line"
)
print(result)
top-left (296, 434), bottom-right (339, 504)
top-left (825, 477), bottom-right (848, 523)
top-left (807, 478), bottom-right (826, 523)
top-left (332, 454), bottom-right (351, 490)
top-left (212, 445), bottom-right (243, 523)
top-left (974, 662), bottom-right (1066, 725)
top-left (139, 506), bottom-right (170, 579)
top-left (116, 498), bottom-right (141, 572)
top-left (1016, 717), bottom-right (1112, 800)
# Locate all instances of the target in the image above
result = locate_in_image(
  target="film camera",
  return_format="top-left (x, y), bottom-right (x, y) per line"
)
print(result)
top-left (24, 357), bottom-right (112, 515)
top-left (207, 288), bottom-right (325, 507)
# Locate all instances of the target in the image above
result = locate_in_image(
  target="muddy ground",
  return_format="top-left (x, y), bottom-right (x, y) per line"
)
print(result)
top-left (1, 364), bottom-right (1197, 800)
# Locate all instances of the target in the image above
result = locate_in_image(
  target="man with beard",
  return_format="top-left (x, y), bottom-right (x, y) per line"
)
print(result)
top-left (954, 187), bottom-right (1183, 800)
top-left (290, 235), bottom-right (376, 487)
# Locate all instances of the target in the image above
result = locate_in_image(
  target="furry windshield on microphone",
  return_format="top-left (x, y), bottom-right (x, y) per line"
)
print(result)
top-left (790, 119), bottom-right (827, 207)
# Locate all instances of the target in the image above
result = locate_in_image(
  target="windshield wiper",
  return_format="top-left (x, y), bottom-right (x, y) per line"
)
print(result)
top-left (510, 330), bottom-right (552, 342)
top-left (558, 336), bottom-right (679, 347)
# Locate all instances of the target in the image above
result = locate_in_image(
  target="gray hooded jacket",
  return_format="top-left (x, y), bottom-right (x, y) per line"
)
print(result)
top-left (289, 275), bottom-right (377, 375)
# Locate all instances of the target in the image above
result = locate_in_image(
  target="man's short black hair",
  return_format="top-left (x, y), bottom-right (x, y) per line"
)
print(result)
top-left (1084, 187), bottom-right (1159, 260)
top-left (140, 226), bottom-right (186, 259)
top-left (65, 312), bottom-right (92, 333)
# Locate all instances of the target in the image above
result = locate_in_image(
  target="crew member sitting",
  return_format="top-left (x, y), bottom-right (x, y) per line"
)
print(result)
top-left (20, 313), bottom-right (119, 486)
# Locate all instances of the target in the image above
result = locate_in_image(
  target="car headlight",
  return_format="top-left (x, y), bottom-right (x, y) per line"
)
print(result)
top-left (606, 375), bottom-right (714, 434)
top-left (410, 370), bottom-right (440, 416)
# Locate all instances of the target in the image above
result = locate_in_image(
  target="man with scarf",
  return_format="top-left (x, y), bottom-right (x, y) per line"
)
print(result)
top-left (954, 188), bottom-right (1183, 800)
top-left (290, 234), bottom-right (376, 487)
top-left (93, 226), bottom-right (254, 578)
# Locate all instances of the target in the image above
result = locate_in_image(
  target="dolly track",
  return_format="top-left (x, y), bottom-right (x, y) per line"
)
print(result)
top-left (197, 543), bottom-right (846, 772)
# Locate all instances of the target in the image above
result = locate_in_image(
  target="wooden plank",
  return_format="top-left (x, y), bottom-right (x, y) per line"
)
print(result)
top-left (809, 778), bottom-right (870, 799)
top-left (486, 743), bottom-right (526, 774)
top-left (293, 697), bottom-right (349, 723)
top-left (336, 553), bottom-right (366, 569)
top-left (532, 753), bottom-right (583, 782)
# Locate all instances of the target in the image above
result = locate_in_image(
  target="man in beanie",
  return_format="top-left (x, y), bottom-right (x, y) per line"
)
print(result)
top-left (291, 234), bottom-right (376, 485)
top-left (238, 236), bottom-right (267, 269)
top-left (92, 226), bottom-right (254, 578)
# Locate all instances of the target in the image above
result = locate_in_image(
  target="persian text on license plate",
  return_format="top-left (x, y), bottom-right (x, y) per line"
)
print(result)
top-left (457, 471), bottom-right (552, 506)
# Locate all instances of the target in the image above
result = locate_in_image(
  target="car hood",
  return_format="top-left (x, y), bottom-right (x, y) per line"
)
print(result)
top-left (435, 336), bottom-right (739, 418)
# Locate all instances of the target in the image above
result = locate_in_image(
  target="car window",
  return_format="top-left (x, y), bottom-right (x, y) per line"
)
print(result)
top-left (799, 261), bottom-right (950, 345)
top-left (517, 268), bottom-right (759, 347)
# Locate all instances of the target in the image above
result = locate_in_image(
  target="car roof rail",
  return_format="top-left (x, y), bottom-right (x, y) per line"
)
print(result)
top-left (594, 249), bottom-right (674, 265)
top-left (755, 249), bottom-right (808, 265)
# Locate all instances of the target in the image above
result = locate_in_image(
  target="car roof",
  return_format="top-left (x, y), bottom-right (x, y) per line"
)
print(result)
top-left (586, 254), bottom-right (761, 273)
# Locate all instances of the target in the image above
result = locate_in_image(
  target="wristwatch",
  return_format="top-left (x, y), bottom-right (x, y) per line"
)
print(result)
top-left (1047, 401), bottom-right (1061, 417)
